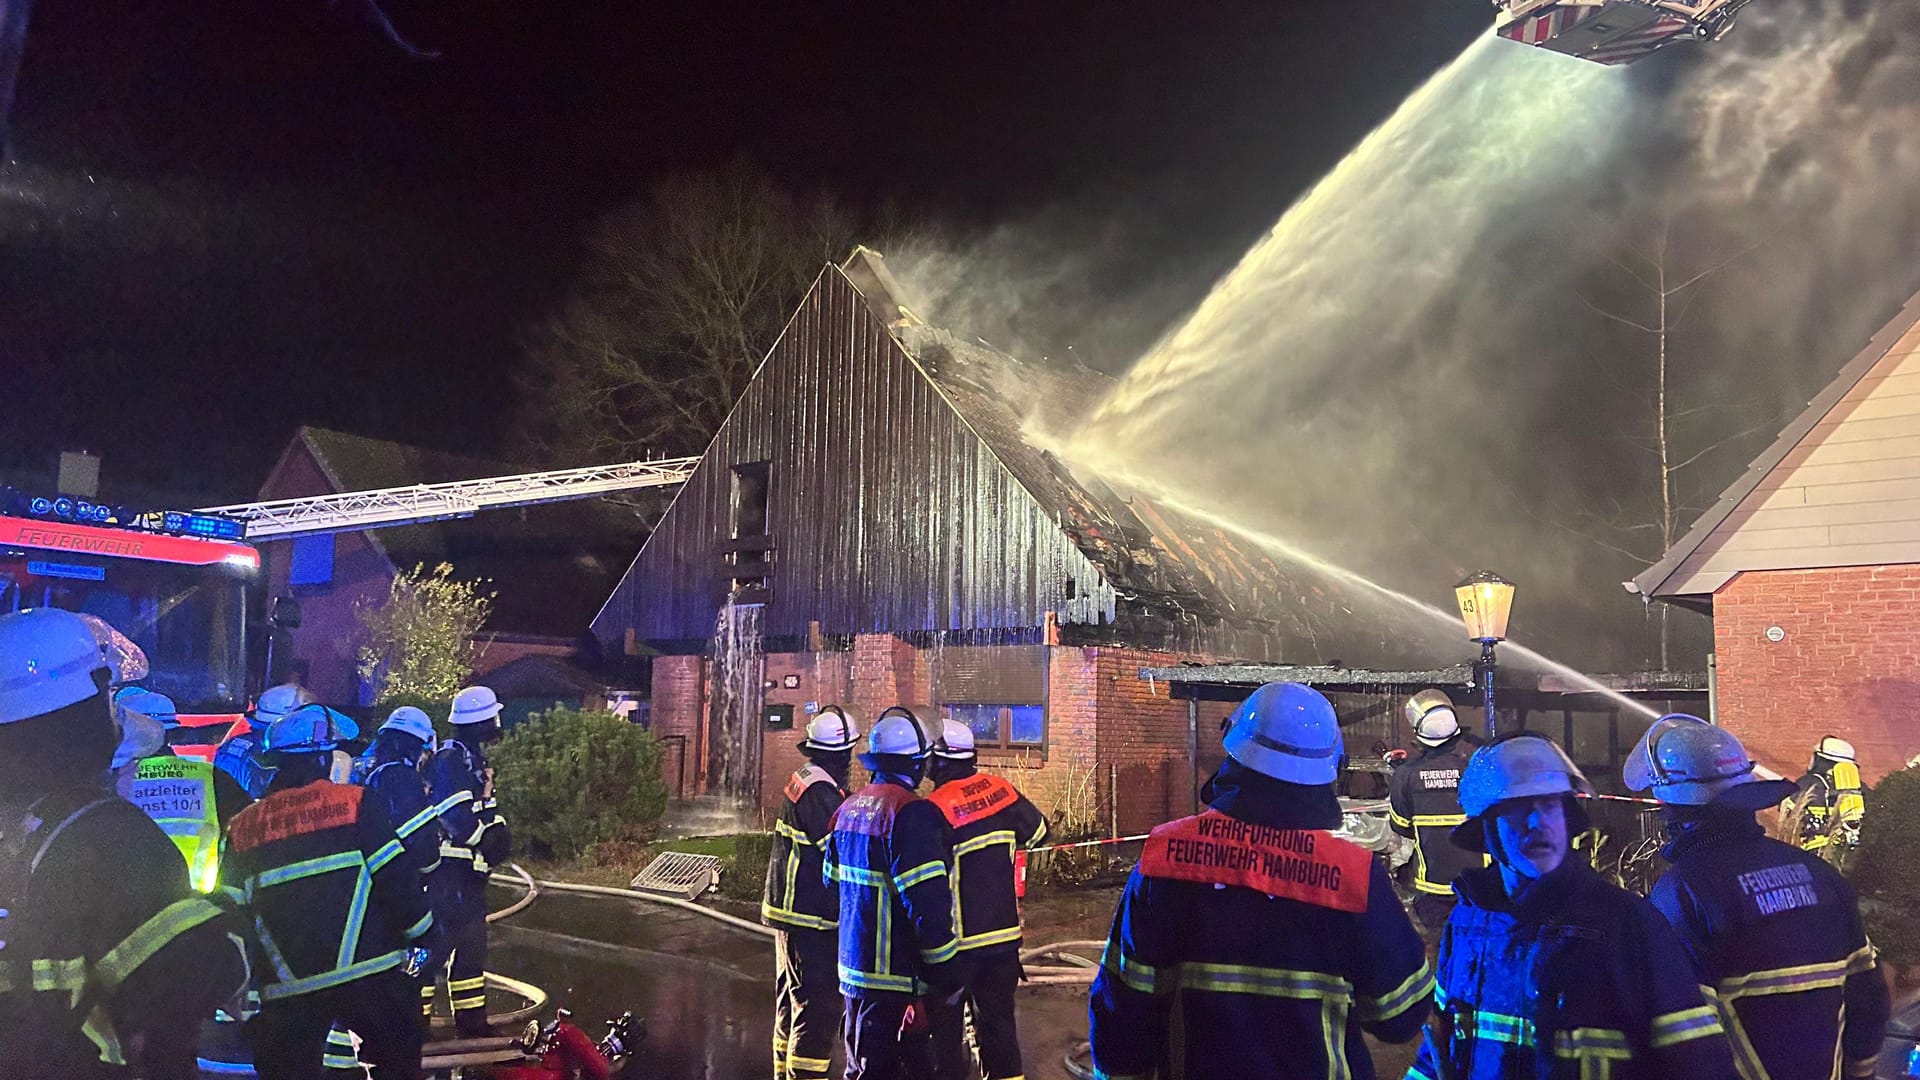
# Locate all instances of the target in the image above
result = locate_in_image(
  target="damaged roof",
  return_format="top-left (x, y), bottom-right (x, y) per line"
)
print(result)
top-left (849, 249), bottom-right (1465, 668)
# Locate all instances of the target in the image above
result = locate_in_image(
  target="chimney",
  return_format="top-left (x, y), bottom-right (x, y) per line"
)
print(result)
top-left (57, 451), bottom-right (100, 498)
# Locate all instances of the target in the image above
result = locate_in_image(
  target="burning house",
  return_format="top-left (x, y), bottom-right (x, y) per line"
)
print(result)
top-left (596, 250), bottom-right (1683, 829)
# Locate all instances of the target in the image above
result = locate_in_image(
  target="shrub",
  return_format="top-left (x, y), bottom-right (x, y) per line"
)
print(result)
top-left (725, 832), bottom-right (775, 902)
top-left (1849, 767), bottom-right (1920, 966)
top-left (492, 705), bottom-right (668, 860)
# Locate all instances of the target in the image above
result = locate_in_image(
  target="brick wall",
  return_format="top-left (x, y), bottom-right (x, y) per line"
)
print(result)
top-left (756, 651), bottom-right (856, 819)
top-left (650, 654), bottom-right (705, 799)
top-left (1715, 565), bottom-right (1920, 783)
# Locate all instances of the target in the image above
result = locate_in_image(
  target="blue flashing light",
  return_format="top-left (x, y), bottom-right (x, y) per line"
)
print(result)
top-left (2, 486), bottom-right (246, 542)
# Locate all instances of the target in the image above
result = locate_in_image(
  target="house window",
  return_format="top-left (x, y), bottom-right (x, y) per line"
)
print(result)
top-left (288, 534), bottom-right (335, 590)
top-left (948, 704), bottom-right (1046, 750)
top-left (938, 644), bottom-right (1048, 751)
top-left (730, 462), bottom-right (771, 539)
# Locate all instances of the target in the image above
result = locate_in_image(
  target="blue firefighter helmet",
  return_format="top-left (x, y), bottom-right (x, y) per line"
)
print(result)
top-left (1221, 682), bottom-right (1344, 786)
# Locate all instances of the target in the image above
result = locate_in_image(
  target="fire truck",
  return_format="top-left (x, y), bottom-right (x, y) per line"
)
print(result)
top-left (0, 486), bottom-right (260, 758)
top-left (1493, 0), bottom-right (1755, 65)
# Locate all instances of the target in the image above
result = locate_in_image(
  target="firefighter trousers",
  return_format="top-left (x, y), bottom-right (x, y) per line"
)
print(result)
top-left (421, 914), bottom-right (489, 1037)
top-left (245, 968), bottom-right (425, 1080)
top-left (773, 928), bottom-right (840, 1079)
top-left (844, 994), bottom-right (929, 1080)
top-left (929, 950), bottom-right (1023, 1079)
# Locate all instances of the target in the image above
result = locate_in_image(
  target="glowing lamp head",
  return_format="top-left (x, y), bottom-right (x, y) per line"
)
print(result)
top-left (1455, 571), bottom-right (1515, 643)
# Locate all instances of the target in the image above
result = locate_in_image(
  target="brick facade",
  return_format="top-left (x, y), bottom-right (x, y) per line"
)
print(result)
top-left (1715, 565), bottom-right (1920, 783)
top-left (647, 635), bottom-right (1243, 834)
top-left (650, 654), bottom-right (706, 800)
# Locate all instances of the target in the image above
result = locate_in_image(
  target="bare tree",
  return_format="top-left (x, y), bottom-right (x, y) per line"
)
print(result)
top-left (514, 161), bottom-right (903, 464)
top-left (1575, 222), bottom-right (1766, 668)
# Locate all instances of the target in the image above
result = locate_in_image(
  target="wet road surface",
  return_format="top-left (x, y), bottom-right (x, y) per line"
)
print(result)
top-left (486, 882), bottom-right (1421, 1079)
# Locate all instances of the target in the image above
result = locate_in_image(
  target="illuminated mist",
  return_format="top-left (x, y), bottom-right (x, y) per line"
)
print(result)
top-left (1033, 2), bottom-right (1920, 672)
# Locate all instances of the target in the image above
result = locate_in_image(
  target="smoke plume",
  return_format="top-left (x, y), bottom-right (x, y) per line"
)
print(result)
top-left (1044, 0), bottom-right (1920, 670)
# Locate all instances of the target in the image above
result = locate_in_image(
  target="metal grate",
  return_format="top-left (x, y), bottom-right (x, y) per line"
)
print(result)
top-left (629, 852), bottom-right (725, 901)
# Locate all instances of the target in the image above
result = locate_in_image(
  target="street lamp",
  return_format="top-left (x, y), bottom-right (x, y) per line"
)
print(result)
top-left (1455, 571), bottom-right (1515, 738)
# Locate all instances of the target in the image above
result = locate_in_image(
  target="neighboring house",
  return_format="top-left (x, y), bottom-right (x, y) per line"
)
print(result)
top-left (595, 249), bottom-right (1499, 829)
top-left (257, 426), bottom-right (648, 706)
top-left (1633, 288), bottom-right (1920, 783)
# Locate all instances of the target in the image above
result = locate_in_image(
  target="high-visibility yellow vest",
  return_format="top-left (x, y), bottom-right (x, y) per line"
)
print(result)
top-left (117, 756), bottom-right (221, 892)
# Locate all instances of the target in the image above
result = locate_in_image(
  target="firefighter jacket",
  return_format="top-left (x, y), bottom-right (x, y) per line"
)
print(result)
top-left (214, 729), bottom-right (273, 799)
top-left (1089, 769), bottom-right (1433, 1080)
top-left (822, 773), bottom-right (963, 998)
top-left (1411, 858), bottom-right (1738, 1080)
top-left (927, 768), bottom-right (1049, 956)
top-left (426, 738), bottom-right (510, 922)
top-left (1389, 737), bottom-right (1488, 896)
top-left (1797, 760), bottom-right (1864, 851)
top-left (361, 756), bottom-right (446, 876)
top-left (0, 782), bottom-right (245, 1078)
top-left (1651, 814), bottom-right (1888, 1080)
top-left (224, 778), bottom-right (437, 1003)
top-left (762, 763), bottom-right (848, 932)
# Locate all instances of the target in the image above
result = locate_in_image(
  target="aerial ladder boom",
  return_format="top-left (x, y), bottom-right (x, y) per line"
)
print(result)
top-left (198, 457), bottom-right (698, 542)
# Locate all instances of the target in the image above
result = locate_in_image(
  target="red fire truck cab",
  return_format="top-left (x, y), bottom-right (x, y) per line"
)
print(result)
top-left (0, 488), bottom-right (259, 760)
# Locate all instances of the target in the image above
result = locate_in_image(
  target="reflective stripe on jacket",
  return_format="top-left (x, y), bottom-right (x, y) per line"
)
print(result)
top-left (224, 778), bottom-right (435, 1002)
top-left (1412, 859), bottom-right (1737, 1080)
top-left (928, 771), bottom-right (1048, 955)
top-left (763, 765), bottom-right (846, 931)
top-left (823, 777), bottom-right (960, 997)
top-left (0, 785), bottom-right (243, 1076)
top-left (1089, 803), bottom-right (1432, 1080)
top-left (426, 739), bottom-right (509, 921)
top-left (1651, 816), bottom-right (1888, 1080)
top-left (1388, 740), bottom-right (1487, 896)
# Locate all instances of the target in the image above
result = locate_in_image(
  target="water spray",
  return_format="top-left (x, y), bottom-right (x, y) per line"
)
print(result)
top-left (1038, 430), bottom-right (1658, 718)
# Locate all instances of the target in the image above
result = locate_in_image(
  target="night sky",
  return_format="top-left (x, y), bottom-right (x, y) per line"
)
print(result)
top-left (0, 2), bottom-right (1487, 502)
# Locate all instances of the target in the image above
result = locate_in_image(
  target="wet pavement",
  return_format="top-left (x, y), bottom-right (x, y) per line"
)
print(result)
top-left (485, 881), bottom-right (1421, 1079)
top-left (488, 887), bottom-right (768, 1078)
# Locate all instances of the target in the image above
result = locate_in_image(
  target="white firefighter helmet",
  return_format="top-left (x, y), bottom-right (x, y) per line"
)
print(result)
top-left (0, 608), bottom-right (112, 725)
top-left (1405, 689), bottom-right (1461, 747)
top-left (801, 705), bottom-right (860, 752)
top-left (254, 682), bottom-right (314, 725)
top-left (1453, 734), bottom-right (1595, 853)
top-left (1815, 736), bottom-right (1857, 763)
top-left (935, 718), bottom-right (976, 761)
top-left (867, 706), bottom-right (936, 758)
top-left (110, 688), bottom-right (176, 769)
top-left (379, 705), bottom-right (437, 750)
top-left (450, 685), bottom-right (503, 727)
top-left (1221, 682), bottom-right (1343, 786)
top-left (1623, 714), bottom-right (1796, 810)
top-left (263, 703), bottom-right (355, 756)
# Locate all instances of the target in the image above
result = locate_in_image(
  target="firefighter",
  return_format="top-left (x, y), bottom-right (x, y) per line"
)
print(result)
top-left (1410, 732), bottom-right (1737, 1079)
top-left (1797, 735), bottom-right (1865, 855)
top-left (110, 688), bottom-right (254, 892)
top-left (763, 705), bottom-right (861, 1080)
top-left (823, 706), bottom-right (964, 1080)
top-left (1089, 682), bottom-right (1432, 1079)
top-left (424, 685), bottom-right (512, 1037)
top-left (226, 703), bottom-right (438, 1080)
top-left (1389, 689), bottom-right (1486, 936)
top-left (326, 705), bottom-right (447, 1076)
top-left (1624, 714), bottom-right (1888, 1080)
top-left (0, 608), bottom-right (247, 1080)
top-left (923, 719), bottom-right (1048, 1080)
top-left (216, 682), bottom-right (317, 798)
